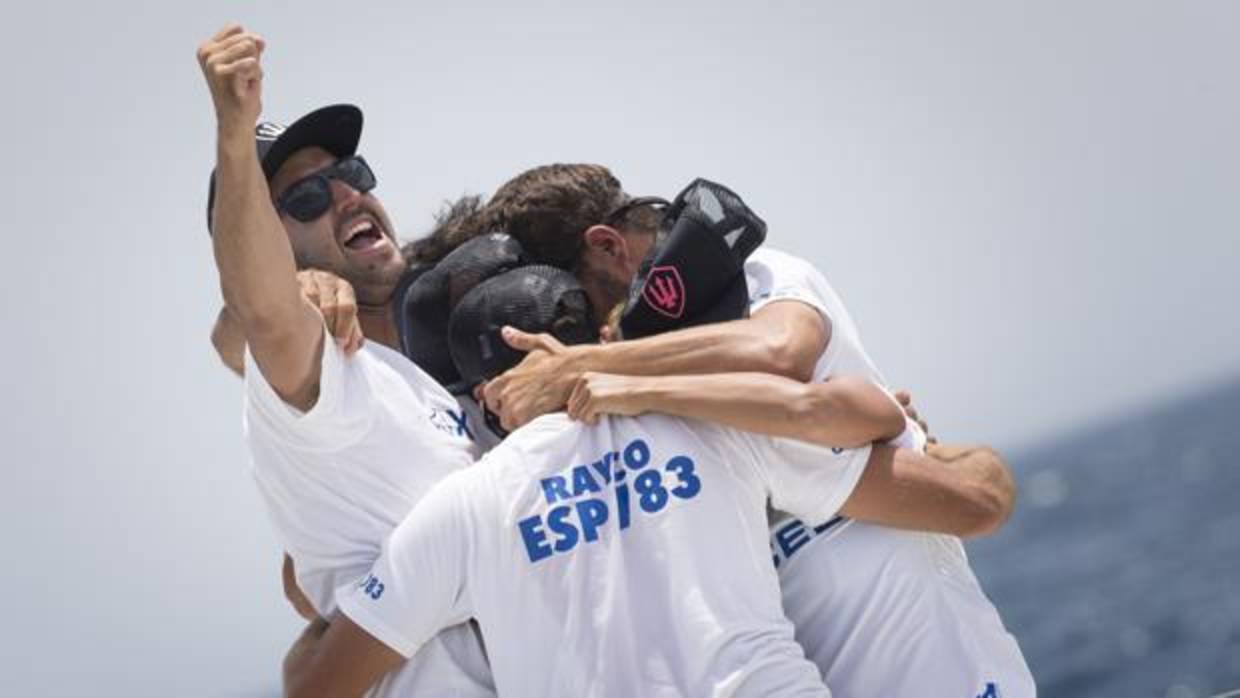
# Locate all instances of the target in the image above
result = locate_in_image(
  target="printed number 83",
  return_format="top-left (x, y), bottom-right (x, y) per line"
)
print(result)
top-left (633, 455), bottom-right (702, 514)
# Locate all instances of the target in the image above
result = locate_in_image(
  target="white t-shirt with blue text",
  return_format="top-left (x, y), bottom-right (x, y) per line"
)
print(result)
top-left (338, 412), bottom-right (872, 698)
top-left (745, 248), bottom-right (1036, 697)
top-left (243, 334), bottom-right (494, 698)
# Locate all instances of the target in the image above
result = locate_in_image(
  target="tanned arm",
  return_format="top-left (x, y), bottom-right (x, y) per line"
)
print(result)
top-left (283, 614), bottom-right (404, 698)
top-left (198, 24), bottom-right (324, 410)
top-left (566, 371), bottom-right (1013, 537)
top-left (485, 300), bottom-right (828, 429)
top-left (841, 444), bottom-right (1016, 538)
top-left (567, 372), bottom-right (905, 449)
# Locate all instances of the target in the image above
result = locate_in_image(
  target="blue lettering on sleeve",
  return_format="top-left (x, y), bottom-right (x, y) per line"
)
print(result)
top-left (357, 574), bottom-right (386, 600)
top-left (576, 499), bottom-right (609, 542)
top-left (519, 515), bottom-right (553, 562)
top-left (547, 505), bottom-right (580, 553)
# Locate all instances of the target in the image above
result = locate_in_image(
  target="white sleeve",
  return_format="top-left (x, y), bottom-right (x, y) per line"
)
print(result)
top-left (335, 476), bottom-right (473, 658)
top-left (745, 249), bottom-right (834, 322)
top-left (740, 430), bottom-right (872, 527)
top-left (242, 327), bottom-right (373, 452)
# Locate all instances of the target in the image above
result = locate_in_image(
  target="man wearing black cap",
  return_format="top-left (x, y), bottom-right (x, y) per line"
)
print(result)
top-left (197, 25), bottom-right (495, 697)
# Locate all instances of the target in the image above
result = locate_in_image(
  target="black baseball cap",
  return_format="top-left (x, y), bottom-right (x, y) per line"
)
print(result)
top-left (205, 103), bottom-right (363, 232)
top-left (399, 233), bottom-right (530, 391)
top-left (448, 265), bottom-right (598, 387)
top-left (618, 178), bottom-right (767, 340)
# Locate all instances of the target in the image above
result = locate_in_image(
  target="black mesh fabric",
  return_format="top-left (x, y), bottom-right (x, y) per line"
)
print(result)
top-left (448, 265), bottom-right (598, 386)
top-left (399, 233), bottom-right (528, 388)
top-left (619, 178), bottom-right (766, 340)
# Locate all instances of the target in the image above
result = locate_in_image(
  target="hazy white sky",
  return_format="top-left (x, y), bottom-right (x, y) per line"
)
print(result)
top-left (2, 1), bottom-right (1236, 694)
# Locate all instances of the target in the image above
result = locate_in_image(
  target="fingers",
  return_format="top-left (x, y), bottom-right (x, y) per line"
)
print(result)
top-left (333, 279), bottom-right (360, 347)
top-left (566, 379), bottom-right (585, 421)
top-left (198, 27), bottom-right (266, 116)
top-left (894, 390), bottom-right (911, 406)
top-left (566, 375), bottom-right (607, 425)
top-left (214, 30), bottom-right (266, 58)
top-left (501, 325), bottom-right (562, 353)
top-left (210, 23), bottom-right (244, 43)
top-left (200, 30), bottom-right (264, 70)
top-left (500, 409), bottom-right (518, 433)
top-left (300, 271), bottom-right (361, 350)
top-left (482, 376), bottom-right (504, 414)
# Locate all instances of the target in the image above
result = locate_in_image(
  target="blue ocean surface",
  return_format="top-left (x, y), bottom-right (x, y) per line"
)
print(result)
top-left (968, 378), bottom-right (1240, 697)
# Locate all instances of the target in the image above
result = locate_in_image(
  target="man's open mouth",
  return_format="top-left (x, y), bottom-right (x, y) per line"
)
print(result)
top-left (342, 216), bottom-right (386, 250)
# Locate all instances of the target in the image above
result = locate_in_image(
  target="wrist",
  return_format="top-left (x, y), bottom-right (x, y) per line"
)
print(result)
top-left (562, 342), bottom-right (605, 376)
top-left (560, 344), bottom-right (597, 381)
top-left (216, 121), bottom-right (256, 157)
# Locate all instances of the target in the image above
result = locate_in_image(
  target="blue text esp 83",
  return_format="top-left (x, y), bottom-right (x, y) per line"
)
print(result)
top-left (518, 438), bottom-right (702, 563)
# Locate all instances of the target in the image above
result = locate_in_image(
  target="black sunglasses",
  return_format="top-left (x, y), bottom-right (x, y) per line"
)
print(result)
top-left (275, 155), bottom-right (377, 222)
top-left (603, 195), bottom-right (671, 228)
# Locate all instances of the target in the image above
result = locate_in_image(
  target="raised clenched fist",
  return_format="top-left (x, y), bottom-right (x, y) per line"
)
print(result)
top-left (196, 24), bottom-right (266, 134)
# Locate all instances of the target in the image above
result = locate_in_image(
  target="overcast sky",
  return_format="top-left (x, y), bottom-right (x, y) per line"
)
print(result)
top-left (2, 1), bottom-right (1236, 695)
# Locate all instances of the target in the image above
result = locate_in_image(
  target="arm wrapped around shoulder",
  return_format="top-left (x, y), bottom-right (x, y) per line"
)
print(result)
top-left (839, 444), bottom-right (1016, 538)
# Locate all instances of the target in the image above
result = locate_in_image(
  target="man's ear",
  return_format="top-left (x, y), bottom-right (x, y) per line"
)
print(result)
top-left (582, 224), bottom-right (626, 260)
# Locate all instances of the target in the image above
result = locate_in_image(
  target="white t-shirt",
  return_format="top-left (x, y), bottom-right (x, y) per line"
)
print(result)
top-left (745, 248), bottom-right (1036, 697)
top-left (243, 335), bottom-right (495, 698)
top-left (339, 412), bottom-right (873, 698)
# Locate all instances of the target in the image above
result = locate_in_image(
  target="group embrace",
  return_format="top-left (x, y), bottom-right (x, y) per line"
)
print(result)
top-left (198, 23), bottom-right (1036, 698)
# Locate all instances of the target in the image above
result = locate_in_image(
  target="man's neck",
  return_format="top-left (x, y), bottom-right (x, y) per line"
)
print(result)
top-left (358, 303), bottom-right (400, 351)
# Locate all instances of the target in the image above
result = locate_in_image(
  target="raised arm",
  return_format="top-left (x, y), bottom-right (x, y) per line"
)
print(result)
top-left (841, 443), bottom-right (1016, 538)
top-left (197, 24), bottom-right (324, 410)
top-left (567, 372), bottom-right (904, 449)
top-left (485, 299), bottom-right (828, 429)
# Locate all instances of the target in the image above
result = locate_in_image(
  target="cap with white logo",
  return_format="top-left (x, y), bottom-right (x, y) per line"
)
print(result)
top-left (205, 104), bottom-right (363, 233)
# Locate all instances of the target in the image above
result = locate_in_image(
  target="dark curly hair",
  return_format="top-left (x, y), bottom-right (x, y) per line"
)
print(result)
top-left (403, 194), bottom-right (488, 265)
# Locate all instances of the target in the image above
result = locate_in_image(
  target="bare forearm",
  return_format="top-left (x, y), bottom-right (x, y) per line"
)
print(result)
top-left (211, 136), bottom-right (305, 333)
top-left (619, 373), bottom-right (903, 448)
top-left (211, 134), bottom-right (323, 406)
top-left (283, 617), bottom-right (330, 693)
top-left (577, 321), bottom-right (774, 376)
top-left (576, 301), bottom-right (824, 382)
top-left (840, 444), bottom-right (1016, 538)
top-left (283, 613), bottom-right (404, 698)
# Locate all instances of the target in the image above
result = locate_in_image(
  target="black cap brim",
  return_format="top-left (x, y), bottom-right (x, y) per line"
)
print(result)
top-left (256, 104), bottom-right (362, 179)
top-left (206, 104), bottom-right (363, 232)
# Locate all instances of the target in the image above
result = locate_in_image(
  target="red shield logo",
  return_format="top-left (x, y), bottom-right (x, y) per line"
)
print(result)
top-left (642, 265), bottom-right (686, 319)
